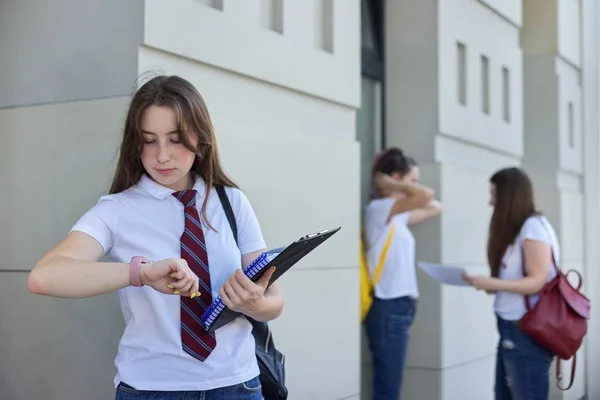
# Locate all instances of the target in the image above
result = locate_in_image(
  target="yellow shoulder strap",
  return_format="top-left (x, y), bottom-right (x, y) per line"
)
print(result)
top-left (372, 225), bottom-right (396, 286)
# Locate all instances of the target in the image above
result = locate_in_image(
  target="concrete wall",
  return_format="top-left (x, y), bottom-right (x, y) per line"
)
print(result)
top-left (0, 1), bottom-right (142, 398)
top-left (521, 2), bottom-right (588, 397)
top-left (0, 0), bottom-right (144, 108)
top-left (0, 98), bottom-right (127, 400)
top-left (0, 1), bottom-right (361, 399)
top-left (581, 0), bottom-right (600, 398)
top-left (378, 0), bottom-right (599, 399)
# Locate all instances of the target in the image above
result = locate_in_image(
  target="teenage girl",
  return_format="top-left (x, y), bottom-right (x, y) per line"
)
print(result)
top-left (28, 75), bottom-right (284, 399)
top-left (364, 147), bottom-right (442, 400)
top-left (463, 167), bottom-right (558, 400)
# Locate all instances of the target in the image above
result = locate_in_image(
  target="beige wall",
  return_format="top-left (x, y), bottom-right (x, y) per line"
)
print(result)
top-left (0, 98), bottom-right (128, 400)
top-left (374, 0), bottom-right (600, 399)
top-left (0, 0), bottom-right (143, 108)
top-left (0, 12), bottom-right (143, 399)
top-left (580, 0), bottom-right (600, 397)
top-left (0, 1), bottom-right (362, 399)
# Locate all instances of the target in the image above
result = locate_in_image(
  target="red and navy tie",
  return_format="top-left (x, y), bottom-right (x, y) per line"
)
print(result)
top-left (173, 189), bottom-right (216, 361)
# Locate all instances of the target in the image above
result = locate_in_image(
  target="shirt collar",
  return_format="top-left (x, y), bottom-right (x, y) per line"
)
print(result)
top-left (138, 173), bottom-right (207, 200)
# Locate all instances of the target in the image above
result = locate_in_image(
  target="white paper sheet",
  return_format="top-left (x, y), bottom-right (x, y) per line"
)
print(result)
top-left (417, 261), bottom-right (470, 286)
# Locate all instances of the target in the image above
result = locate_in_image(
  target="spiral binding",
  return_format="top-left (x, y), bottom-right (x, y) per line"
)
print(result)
top-left (200, 251), bottom-right (278, 329)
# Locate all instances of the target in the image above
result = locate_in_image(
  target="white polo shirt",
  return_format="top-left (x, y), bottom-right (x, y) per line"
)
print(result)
top-left (494, 215), bottom-right (560, 321)
top-left (364, 198), bottom-right (419, 299)
top-left (70, 174), bottom-right (266, 391)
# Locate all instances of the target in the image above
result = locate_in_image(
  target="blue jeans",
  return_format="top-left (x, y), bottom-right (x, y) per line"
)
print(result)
top-left (495, 316), bottom-right (554, 400)
top-left (364, 296), bottom-right (417, 400)
top-left (115, 376), bottom-right (263, 400)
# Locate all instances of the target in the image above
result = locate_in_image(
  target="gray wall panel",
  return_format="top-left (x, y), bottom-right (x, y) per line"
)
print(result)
top-left (0, 0), bottom-right (143, 108)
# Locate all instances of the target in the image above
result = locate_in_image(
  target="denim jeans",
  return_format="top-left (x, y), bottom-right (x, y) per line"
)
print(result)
top-left (364, 296), bottom-right (417, 400)
top-left (115, 376), bottom-right (263, 400)
top-left (495, 316), bottom-right (554, 400)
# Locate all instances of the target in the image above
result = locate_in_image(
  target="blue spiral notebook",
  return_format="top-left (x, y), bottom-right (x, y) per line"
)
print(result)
top-left (200, 247), bottom-right (284, 330)
top-left (199, 226), bottom-right (341, 332)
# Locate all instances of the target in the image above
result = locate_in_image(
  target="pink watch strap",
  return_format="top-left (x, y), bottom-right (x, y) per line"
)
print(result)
top-left (130, 256), bottom-right (148, 287)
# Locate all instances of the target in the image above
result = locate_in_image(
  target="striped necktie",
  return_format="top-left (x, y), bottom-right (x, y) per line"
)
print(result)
top-left (173, 189), bottom-right (216, 361)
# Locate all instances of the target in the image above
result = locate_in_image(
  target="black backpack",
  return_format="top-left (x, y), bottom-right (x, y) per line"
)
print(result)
top-left (215, 185), bottom-right (288, 400)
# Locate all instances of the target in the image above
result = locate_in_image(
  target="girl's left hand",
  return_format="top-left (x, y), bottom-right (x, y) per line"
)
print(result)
top-left (220, 266), bottom-right (276, 316)
top-left (462, 273), bottom-right (496, 292)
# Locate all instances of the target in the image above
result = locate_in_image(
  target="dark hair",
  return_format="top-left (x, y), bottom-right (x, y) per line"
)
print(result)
top-left (487, 167), bottom-right (538, 277)
top-left (372, 147), bottom-right (413, 177)
top-left (370, 147), bottom-right (415, 199)
top-left (109, 74), bottom-right (237, 230)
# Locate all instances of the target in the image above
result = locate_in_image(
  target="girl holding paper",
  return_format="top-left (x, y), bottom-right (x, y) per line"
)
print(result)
top-left (463, 167), bottom-right (558, 400)
top-left (364, 148), bottom-right (442, 400)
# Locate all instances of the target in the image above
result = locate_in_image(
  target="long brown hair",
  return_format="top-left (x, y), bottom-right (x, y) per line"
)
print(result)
top-left (487, 167), bottom-right (538, 277)
top-left (109, 74), bottom-right (237, 230)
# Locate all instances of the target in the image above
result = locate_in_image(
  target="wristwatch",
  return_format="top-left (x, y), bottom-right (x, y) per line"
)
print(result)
top-left (130, 256), bottom-right (149, 287)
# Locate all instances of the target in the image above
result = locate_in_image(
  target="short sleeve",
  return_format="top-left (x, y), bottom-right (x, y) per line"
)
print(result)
top-left (520, 216), bottom-right (552, 245)
top-left (227, 188), bottom-right (267, 255)
top-left (365, 198), bottom-right (399, 247)
top-left (69, 195), bottom-right (120, 254)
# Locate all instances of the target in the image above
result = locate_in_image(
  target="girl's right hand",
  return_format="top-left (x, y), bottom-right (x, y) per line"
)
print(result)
top-left (139, 258), bottom-right (201, 298)
top-left (373, 172), bottom-right (396, 193)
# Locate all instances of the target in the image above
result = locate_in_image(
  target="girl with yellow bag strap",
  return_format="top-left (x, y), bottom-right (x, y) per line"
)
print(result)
top-left (363, 149), bottom-right (442, 400)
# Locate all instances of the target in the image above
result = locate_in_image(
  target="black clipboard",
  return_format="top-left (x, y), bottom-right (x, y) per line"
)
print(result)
top-left (203, 226), bottom-right (341, 332)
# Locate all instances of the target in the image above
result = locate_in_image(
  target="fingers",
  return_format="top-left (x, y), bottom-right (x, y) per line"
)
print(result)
top-left (234, 269), bottom-right (266, 299)
top-left (373, 173), bottom-right (384, 188)
top-left (168, 260), bottom-right (189, 291)
top-left (168, 263), bottom-right (186, 281)
top-left (233, 269), bottom-right (252, 290)
top-left (374, 172), bottom-right (391, 189)
top-left (220, 270), bottom-right (264, 312)
top-left (220, 285), bottom-right (235, 310)
top-left (228, 273), bottom-right (246, 295)
top-left (223, 279), bottom-right (243, 305)
top-left (189, 279), bottom-right (200, 298)
top-left (256, 266), bottom-right (276, 290)
top-left (178, 278), bottom-right (195, 296)
top-left (168, 259), bottom-right (200, 298)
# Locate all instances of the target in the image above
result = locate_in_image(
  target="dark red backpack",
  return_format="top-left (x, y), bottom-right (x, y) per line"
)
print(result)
top-left (518, 249), bottom-right (590, 391)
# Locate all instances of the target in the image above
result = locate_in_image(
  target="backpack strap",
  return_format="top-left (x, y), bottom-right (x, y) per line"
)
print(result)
top-left (215, 184), bottom-right (238, 244)
top-left (556, 353), bottom-right (577, 391)
top-left (520, 216), bottom-right (560, 310)
top-left (214, 184), bottom-right (273, 352)
top-left (371, 225), bottom-right (396, 286)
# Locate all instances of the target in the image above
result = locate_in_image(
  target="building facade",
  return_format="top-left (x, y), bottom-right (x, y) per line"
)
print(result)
top-left (0, 1), bottom-right (598, 399)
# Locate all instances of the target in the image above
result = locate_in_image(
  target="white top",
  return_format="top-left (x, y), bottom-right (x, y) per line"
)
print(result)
top-left (364, 198), bottom-right (419, 299)
top-left (494, 215), bottom-right (560, 321)
top-left (70, 174), bottom-right (266, 391)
